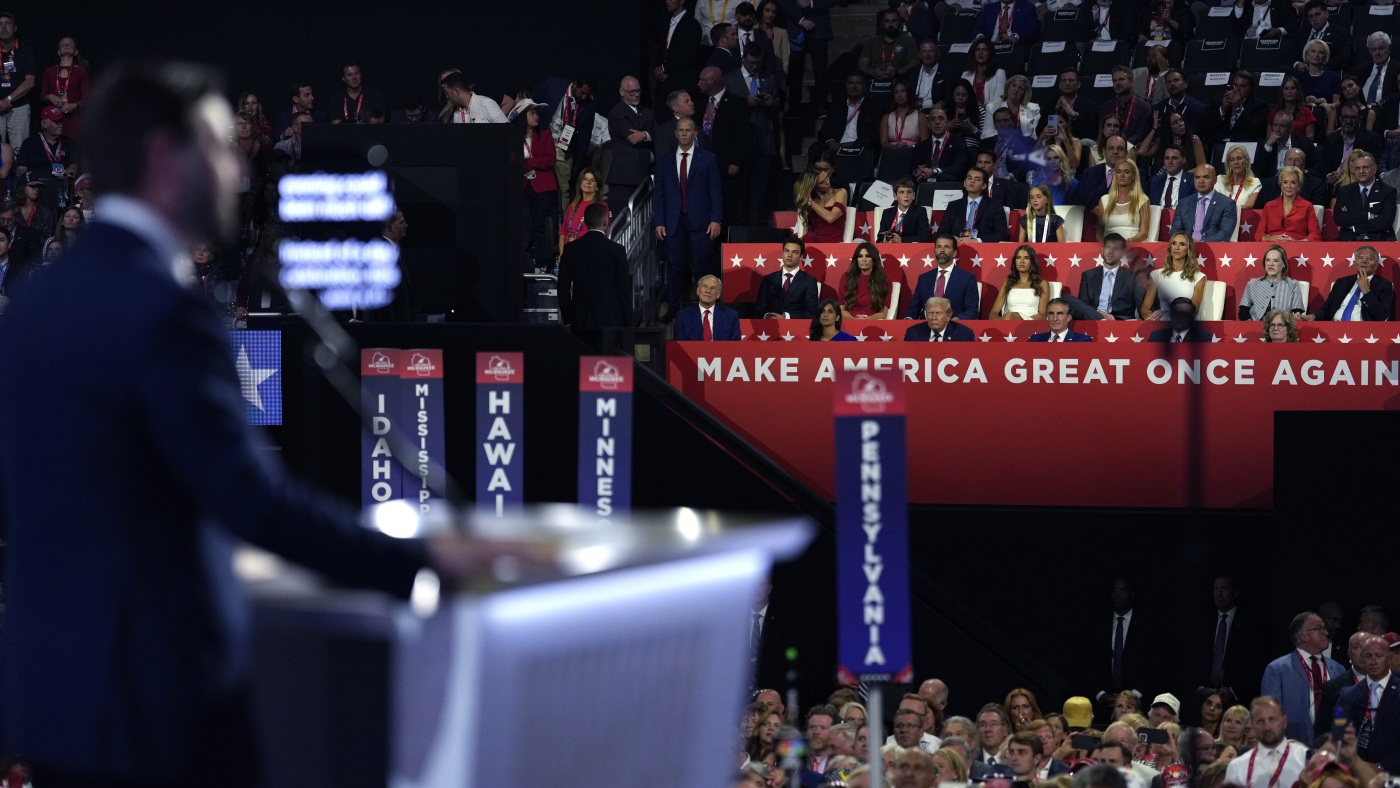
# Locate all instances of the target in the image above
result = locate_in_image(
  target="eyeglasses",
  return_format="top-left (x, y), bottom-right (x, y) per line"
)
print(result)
top-left (621, 88), bottom-right (642, 94)
top-left (1268, 323), bottom-right (1288, 329)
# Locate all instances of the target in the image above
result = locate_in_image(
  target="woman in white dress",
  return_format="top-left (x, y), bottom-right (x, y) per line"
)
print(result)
top-left (991, 244), bottom-right (1049, 320)
top-left (1141, 231), bottom-right (1207, 319)
top-left (1215, 145), bottom-right (1261, 210)
top-left (1097, 158), bottom-right (1151, 243)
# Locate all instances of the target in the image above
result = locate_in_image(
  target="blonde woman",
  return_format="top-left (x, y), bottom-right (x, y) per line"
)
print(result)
top-left (1215, 145), bottom-right (1261, 210)
top-left (1020, 184), bottom-right (1065, 242)
top-left (1259, 166), bottom-right (1321, 242)
top-left (1142, 231), bottom-right (1206, 319)
top-left (983, 74), bottom-right (1040, 140)
top-left (1097, 159), bottom-right (1150, 242)
top-left (794, 163), bottom-right (848, 242)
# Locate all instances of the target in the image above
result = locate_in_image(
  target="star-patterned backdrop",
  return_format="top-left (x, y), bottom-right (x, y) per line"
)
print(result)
top-left (230, 330), bottom-right (281, 426)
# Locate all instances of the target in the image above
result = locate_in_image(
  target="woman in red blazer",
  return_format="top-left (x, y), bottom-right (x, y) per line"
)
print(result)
top-left (1259, 165), bottom-right (1322, 242)
top-left (517, 99), bottom-right (559, 271)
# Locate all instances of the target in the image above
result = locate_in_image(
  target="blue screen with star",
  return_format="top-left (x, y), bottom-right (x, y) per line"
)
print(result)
top-left (229, 330), bottom-right (282, 426)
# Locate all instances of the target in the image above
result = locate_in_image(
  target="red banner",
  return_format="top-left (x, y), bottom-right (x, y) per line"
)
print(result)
top-left (667, 342), bottom-right (1400, 509)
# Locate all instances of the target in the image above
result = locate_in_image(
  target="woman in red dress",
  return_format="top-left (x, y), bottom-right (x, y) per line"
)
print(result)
top-left (40, 37), bottom-right (89, 140)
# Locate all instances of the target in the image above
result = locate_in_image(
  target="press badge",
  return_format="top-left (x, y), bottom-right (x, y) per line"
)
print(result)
top-left (51, 164), bottom-right (65, 177)
top-left (558, 123), bottom-right (576, 147)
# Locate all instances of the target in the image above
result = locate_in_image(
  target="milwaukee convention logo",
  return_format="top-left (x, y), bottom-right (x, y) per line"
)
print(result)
top-left (844, 373), bottom-right (894, 413)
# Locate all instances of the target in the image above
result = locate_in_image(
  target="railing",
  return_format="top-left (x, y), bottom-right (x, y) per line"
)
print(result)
top-left (609, 177), bottom-right (658, 327)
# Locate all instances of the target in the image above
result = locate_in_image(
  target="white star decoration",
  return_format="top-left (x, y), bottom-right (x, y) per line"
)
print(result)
top-left (1044, 255), bottom-right (1057, 268)
top-left (860, 222), bottom-right (873, 236)
top-left (978, 332), bottom-right (993, 342)
top-left (1233, 334), bottom-right (1249, 343)
top-left (1366, 335), bottom-right (1379, 344)
top-left (879, 333), bottom-right (893, 341)
top-left (803, 255), bottom-right (814, 267)
top-left (1069, 254), bottom-right (1083, 268)
top-left (1312, 335), bottom-right (1327, 344)
top-left (922, 255), bottom-right (935, 268)
top-left (826, 254), bottom-right (839, 266)
top-left (756, 331), bottom-right (770, 341)
top-left (1195, 254), bottom-right (1207, 268)
top-left (1218, 254), bottom-right (1233, 268)
top-left (1320, 254), bottom-right (1333, 268)
top-left (754, 255), bottom-right (767, 268)
top-left (1392, 335), bottom-right (1400, 344)
top-left (1239, 221), bottom-right (1253, 234)
top-left (1243, 254), bottom-right (1257, 267)
top-left (1131, 335), bottom-right (1145, 343)
top-left (1002, 334), bottom-right (1017, 342)
top-left (1104, 333), bottom-right (1119, 343)
top-left (1339, 334), bottom-right (1353, 344)
top-left (1210, 335), bottom-right (1222, 343)
top-left (855, 333), bottom-right (869, 342)
top-left (1142, 254), bottom-right (1155, 267)
top-left (995, 254), bottom-right (1008, 268)
top-left (781, 332), bottom-right (794, 340)
top-left (971, 255), bottom-right (983, 268)
top-left (730, 254), bottom-right (743, 268)
top-left (898, 254), bottom-right (911, 268)
top-left (235, 346), bottom-right (277, 412)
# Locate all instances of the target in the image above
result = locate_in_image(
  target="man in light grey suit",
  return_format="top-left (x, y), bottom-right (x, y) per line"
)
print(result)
top-left (1169, 165), bottom-right (1237, 242)
top-left (725, 49), bottom-right (780, 227)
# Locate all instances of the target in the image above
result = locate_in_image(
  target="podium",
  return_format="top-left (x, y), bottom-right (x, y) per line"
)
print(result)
top-left (242, 505), bottom-right (814, 788)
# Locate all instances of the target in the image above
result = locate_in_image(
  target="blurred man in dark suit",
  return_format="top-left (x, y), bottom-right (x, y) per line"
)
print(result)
top-left (559, 203), bottom-right (634, 352)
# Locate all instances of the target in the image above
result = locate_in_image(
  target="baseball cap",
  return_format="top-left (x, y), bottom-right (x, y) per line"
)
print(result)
top-left (1150, 693), bottom-right (1181, 716)
top-left (1063, 696), bottom-right (1094, 728)
top-left (1384, 631), bottom-right (1399, 649)
top-left (21, 171), bottom-right (44, 188)
top-left (40, 105), bottom-right (65, 123)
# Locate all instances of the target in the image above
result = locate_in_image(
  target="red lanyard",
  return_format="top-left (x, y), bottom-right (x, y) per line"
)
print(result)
top-left (565, 201), bottom-right (590, 237)
top-left (1230, 182), bottom-right (1244, 201)
top-left (882, 41), bottom-right (896, 65)
top-left (459, 106), bottom-right (471, 124)
top-left (56, 69), bottom-right (70, 97)
top-left (1245, 743), bottom-right (1290, 788)
top-left (563, 97), bottom-right (578, 126)
top-left (343, 93), bottom-right (363, 122)
top-left (1117, 98), bottom-right (1134, 133)
top-left (1097, 7), bottom-right (1110, 34)
top-left (847, 102), bottom-right (863, 125)
top-left (40, 135), bottom-right (62, 163)
top-left (893, 110), bottom-right (910, 143)
top-left (1299, 652), bottom-right (1328, 689)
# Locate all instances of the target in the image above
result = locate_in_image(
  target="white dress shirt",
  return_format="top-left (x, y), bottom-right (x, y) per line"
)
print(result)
top-left (1225, 739), bottom-right (1306, 788)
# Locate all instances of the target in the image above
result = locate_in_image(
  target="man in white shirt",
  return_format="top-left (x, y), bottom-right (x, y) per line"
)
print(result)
top-left (909, 40), bottom-right (946, 110)
top-left (885, 696), bottom-right (943, 752)
top-left (1225, 698), bottom-right (1308, 788)
top-left (441, 72), bottom-right (507, 124)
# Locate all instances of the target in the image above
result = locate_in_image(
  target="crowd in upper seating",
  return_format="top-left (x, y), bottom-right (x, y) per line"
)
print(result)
top-left (738, 584), bottom-right (1400, 788)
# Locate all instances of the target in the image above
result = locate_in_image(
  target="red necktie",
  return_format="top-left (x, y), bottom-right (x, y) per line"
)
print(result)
top-left (1309, 656), bottom-right (1325, 717)
top-left (1053, 333), bottom-right (1061, 342)
top-left (934, 270), bottom-right (947, 298)
top-left (1165, 176), bottom-right (1176, 209)
top-left (680, 151), bottom-right (690, 214)
top-left (783, 273), bottom-right (792, 294)
top-left (893, 211), bottom-right (904, 232)
top-left (703, 308), bottom-right (713, 340)
top-left (998, 5), bottom-right (1012, 40)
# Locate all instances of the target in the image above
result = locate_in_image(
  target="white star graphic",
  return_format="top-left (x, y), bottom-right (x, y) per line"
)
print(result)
top-left (1239, 220), bottom-right (1253, 235)
top-left (826, 254), bottom-right (839, 266)
top-left (994, 254), bottom-right (1008, 268)
top-left (1069, 254), bottom-right (1082, 268)
top-left (1366, 335), bottom-right (1380, 344)
top-left (730, 254), bottom-right (743, 268)
top-left (754, 255), bottom-right (768, 268)
top-left (1002, 334), bottom-right (1017, 342)
top-left (978, 332), bottom-right (993, 342)
top-left (860, 222), bottom-right (873, 237)
top-left (741, 334), bottom-right (748, 340)
top-left (1320, 254), bottom-right (1333, 268)
top-left (1142, 254), bottom-right (1155, 268)
top-left (803, 254), bottom-right (814, 267)
top-left (1130, 335), bottom-right (1145, 343)
top-left (898, 254), bottom-right (911, 268)
top-left (855, 333), bottom-right (869, 341)
top-left (1347, 253), bottom-right (1357, 268)
top-left (1104, 333), bottom-right (1119, 343)
top-left (879, 333), bottom-right (894, 341)
top-left (1218, 254), bottom-right (1232, 268)
top-left (1233, 334), bottom-right (1249, 343)
top-left (1044, 255), bottom-right (1058, 268)
top-left (781, 332), bottom-right (794, 340)
top-left (1289, 253), bottom-right (1306, 268)
top-left (1210, 335), bottom-right (1222, 343)
top-left (235, 346), bottom-right (277, 412)
top-left (1243, 254), bottom-right (1257, 267)
top-left (1195, 254), bottom-right (1207, 268)
top-left (756, 331), bottom-right (770, 340)
top-left (921, 255), bottom-right (935, 268)
top-left (1312, 335), bottom-right (1327, 344)
top-left (1339, 334), bottom-right (1353, 344)
top-left (1392, 335), bottom-right (1400, 344)
top-left (971, 255), bottom-right (983, 268)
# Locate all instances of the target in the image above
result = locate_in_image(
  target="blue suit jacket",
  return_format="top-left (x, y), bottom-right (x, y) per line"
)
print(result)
top-left (1169, 192), bottom-right (1238, 242)
top-left (903, 321), bottom-right (976, 341)
top-left (653, 144), bottom-right (724, 233)
top-left (972, 0), bottom-right (1040, 42)
top-left (1339, 675), bottom-right (1400, 771)
top-left (0, 222), bottom-right (428, 781)
top-left (1027, 330), bottom-right (1093, 342)
top-left (675, 303), bottom-right (741, 340)
top-left (1261, 651), bottom-right (1346, 744)
top-left (531, 76), bottom-right (597, 168)
top-left (1147, 171), bottom-right (1194, 207)
top-left (907, 265), bottom-right (981, 321)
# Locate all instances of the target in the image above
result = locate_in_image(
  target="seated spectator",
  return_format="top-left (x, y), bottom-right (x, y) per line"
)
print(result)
top-left (1294, 1), bottom-right (1352, 74)
top-left (1200, 71), bottom-right (1268, 147)
top-left (675, 275), bottom-right (742, 340)
top-left (937, 166), bottom-right (1009, 241)
top-left (976, 148), bottom-right (1024, 208)
top-left (913, 105), bottom-right (972, 183)
top-left (815, 74), bottom-right (879, 160)
top-left (273, 82), bottom-right (327, 138)
top-left (1049, 68), bottom-right (1102, 142)
top-left (1232, 0), bottom-right (1294, 41)
top-left (1215, 145), bottom-right (1262, 210)
top-left (1258, 167), bottom-right (1321, 242)
top-left (441, 72), bottom-right (508, 124)
top-left (794, 162), bottom-right (848, 242)
top-left (1330, 148), bottom-right (1369, 206)
top-left (810, 299), bottom-right (856, 341)
top-left (1262, 308), bottom-right (1300, 342)
top-left (907, 234), bottom-right (980, 320)
top-left (1267, 76), bottom-right (1319, 141)
top-left (1097, 159), bottom-right (1150, 243)
top-left (878, 178), bottom-right (933, 243)
top-left (1098, 67), bottom-right (1154, 147)
top-left (232, 110), bottom-right (273, 183)
top-left (1061, 233), bottom-right (1144, 321)
top-left (1028, 298), bottom-right (1091, 341)
top-left (560, 167), bottom-right (608, 257)
top-left (1317, 244), bottom-right (1393, 321)
top-left (907, 40), bottom-right (949, 112)
top-left (932, 747), bottom-right (969, 782)
top-left (13, 173), bottom-right (52, 238)
top-left (1217, 705), bottom-right (1250, 751)
top-left (1020, 184), bottom-right (1065, 242)
top-left (0, 231), bottom-right (31, 304)
top-left (329, 61), bottom-right (386, 125)
top-left (1143, 231), bottom-right (1206, 319)
top-left (1258, 147), bottom-right (1328, 206)
top-left (273, 112), bottom-right (310, 165)
top-left (859, 8), bottom-right (919, 115)
top-left (1142, 111), bottom-right (1207, 176)
top-left (1239, 245), bottom-right (1307, 320)
top-left (14, 105), bottom-right (79, 181)
top-left (1138, 0), bottom-right (1192, 48)
top-left (390, 94), bottom-right (432, 124)
top-left (758, 237), bottom-right (820, 318)
top-left (960, 40), bottom-right (1006, 107)
top-left (1326, 81), bottom-right (1376, 135)
top-left (234, 92), bottom-right (269, 138)
top-left (1132, 47), bottom-right (1172, 104)
top-left (1147, 145), bottom-right (1193, 208)
top-left (984, 75), bottom-right (1039, 141)
top-left (40, 237), bottom-right (62, 264)
top-left (972, 0), bottom-right (1039, 45)
top-left (1353, 33), bottom-right (1398, 108)
top-left (840, 242), bottom-right (892, 320)
top-left (881, 82), bottom-right (928, 150)
top-left (904, 296), bottom-right (974, 341)
top-left (1028, 145), bottom-right (1077, 208)
top-left (1148, 296), bottom-right (1214, 341)
top-left (1296, 40), bottom-right (1343, 110)
top-left (947, 79), bottom-right (985, 143)
top-left (1156, 69), bottom-right (1207, 135)
top-left (1254, 112), bottom-right (1316, 181)
top-left (991, 245), bottom-right (1049, 320)
top-left (1088, 115), bottom-right (1134, 169)
top-left (1333, 152), bottom-right (1396, 241)
top-left (48, 205), bottom-right (83, 250)
top-left (748, 709), bottom-right (783, 762)
top-left (1319, 104), bottom-right (1384, 185)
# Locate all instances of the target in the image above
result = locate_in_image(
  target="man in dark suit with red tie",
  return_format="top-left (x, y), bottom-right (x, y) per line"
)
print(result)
top-left (654, 118), bottom-right (723, 319)
top-left (755, 237), bottom-right (820, 319)
top-left (676, 275), bottom-right (741, 339)
top-left (697, 66), bottom-right (754, 227)
top-left (913, 106), bottom-right (971, 183)
top-left (904, 297), bottom-right (975, 341)
top-left (1028, 299), bottom-right (1093, 341)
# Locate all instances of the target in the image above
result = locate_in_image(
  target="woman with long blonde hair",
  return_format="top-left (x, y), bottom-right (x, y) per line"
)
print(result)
top-left (1142, 231), bottom-right (1206, 319)
top-left (1216, 145), bottom-right (1261, 210)
top-left (1097, 158), bottom-right (1150, 242)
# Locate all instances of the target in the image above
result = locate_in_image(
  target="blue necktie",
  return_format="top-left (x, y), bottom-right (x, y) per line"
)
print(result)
top-left (1341, 282), bottom-right (1363, 320)
top-left (966, 199), bottom-right (978, 231)
top-left (750, 75), bottom-right (759, 94)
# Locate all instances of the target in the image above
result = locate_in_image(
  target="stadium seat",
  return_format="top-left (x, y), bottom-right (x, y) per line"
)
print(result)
top-left (917, 181), bottom-right (965, 209)
top-left (875, 147), bottom-right (917, 184)
top-left (840, 205), bottom-right (860, 242)
top-left (992, 41), bottom-right (1029, 75)
top-left (1184, 39), bottom-right (1241, 73)
top-left (1240, 39), bottom-right (1294, 73)
top-left (1049, 281), bottom-right (1063, 299)
top-left (1189, 71), bottom-right (1232, 108)
top-left (1146, 206), bottom-right (1163, 241)
top-left (1193, 9), bottom-right (1236, 41)
top-left (1055, 205), bottom-right (1085, 243)
top-left (1081, 41), bottom-right (1132, 76)
top-left (1031, 41), bottom-right (1079, 79)
top-left (885, 281), bottom-right (902, 319)
top-left (1296, 280), bottom-right (1310, 312)
top-left (1040, 9), bottom-right (1081, 42)
top-left (1200, 279), bottom-right (1226, 320)
top-left (939, 10), bottom-right (979, 45)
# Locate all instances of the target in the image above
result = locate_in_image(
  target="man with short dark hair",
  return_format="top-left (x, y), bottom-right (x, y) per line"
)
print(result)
top-left (1170, 165), bottom-right (1237, 242)
top-left (1224, 698), bottom-right (1307, 787)
top-left (1295, 0), bottom-right (1352, 72)
top-left (968, 704), bottom-right (1013, 769)
top-left (1318, 105), bottom-right (1383, 184)
top-left (1360, 606), bottom-right (1391, 635)
top-left (532, 74), bottom-right (599, 211)
top-left (650, 0), bottom-right (702, 106)
top-left (913, 105), bottom-right (970, 182)
top-left (275, 81), bottom-right (326, 138)
top-left (725, 49), bottom-right (780, 226)
top-left (0, 198), bottom-right (40, 267)
top-left (1155, 69), bottom-right (1207, 132)
top-left (1076, 135), bottom-right (1127, 209)
top-left (0, 228), bottom-right (28, 306)
top-left (906, 40), bottom-right (949, 111)
top-left (1098, 66), bottom-right (1152, 147)
top-left (442, 73), bottom-right (507, 124)
top-left (1066, 234), bottom-right (1142, 322)
top-left (389, 94), bottom-right (432, 124)
top-left (1199, 71), bottom-right (1267, 146)
top-left (906, 234), bottom-right (978, 320)
top-left (1049, 69), bottom-right (1099, 142)
top-left (1148, 146), bottom-right (1192, 208)
top-left (816, 74), bottom-right (878, 154)
top-left (558, 203), bottom-right (633, 352)
top-left (972, 0), bottom-right (1039, 44)
top-left (756, 237), bottom-right (819, 319)
top-left (806, 704), bottom-right (839, 774)
top-left (937, 167), bottom-right (1008, 241)
top-left (1028, 298), bottom-right (1092, 342)
top-left (1147, 297), bottom-right (1214, 342)
top-left (273, 111), bottom-right (311, 164)
top-left (706, 23), bottom-right (742, 73)
top-left (328, 61), bottom-right (385, 125)
top-left (1005, 732), bottom-right (1042, 782)
top-left (858, 8), bottom-right (918, 114)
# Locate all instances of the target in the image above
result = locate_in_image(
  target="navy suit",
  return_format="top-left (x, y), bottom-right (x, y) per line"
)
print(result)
top-left (0, 222), bottom-right (428, 782)
top-left (1148, 325), bottom-right (1215, 342)
top-left (937, 195), bottom-right (1009, 242)
top-left (654, 144), bottom-right (724, 313)
top-left (755, 268), bottom-right (820, 319)
top-left (877, 206), bottom-right (932, 244)
top-left (904, 320), bottom-right (976, 341)
top-left (1262, 651), bottom-right (1347, 744)
top-left (1028, 330), bottom-right (1093, 341)
top-left (1318, 274), bottom-right (1395, 322)
top-left (1333, 181), bottom-right (1398, 242)
top-left (1169, 191), bottom-right (1237, 242)
top-left (1077, 163), bottom-right (1114, 210)
top-left (1066, 264), bottom-right (1143, 321)
top-left (675, 303), bottom-right (741, 340)
top-left (1339, 676), bottom-right (1400, 771)
top-left (971, 0), bottom-right (1040, 43)
top-left (906, 265), bottom-right (981, 321)
top-left (1156, 96), bottom-right (1208, 136)
top-left (1147, 170), bottom-right (1193, 208)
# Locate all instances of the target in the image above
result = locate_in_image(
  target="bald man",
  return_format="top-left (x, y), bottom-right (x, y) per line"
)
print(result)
top-left (919, 679), bottom-right (949, 734)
